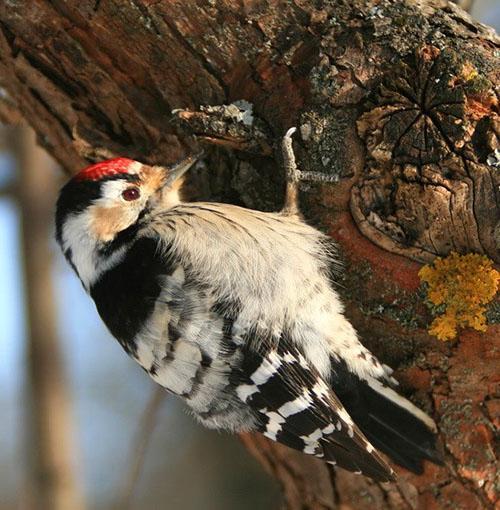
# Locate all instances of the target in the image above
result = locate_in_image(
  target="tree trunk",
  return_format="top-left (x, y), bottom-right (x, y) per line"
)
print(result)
top-left (15, 127), bottom-right (84, 510)
top-left (1, 1), bottom-right (498, 509)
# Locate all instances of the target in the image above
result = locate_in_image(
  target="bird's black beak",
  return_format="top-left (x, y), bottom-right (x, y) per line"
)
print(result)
top-left (163, 153), bottom-right (202, 187)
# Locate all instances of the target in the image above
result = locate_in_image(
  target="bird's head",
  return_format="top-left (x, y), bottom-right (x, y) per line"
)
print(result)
top-left (55, 155), bottom-right (197, 289)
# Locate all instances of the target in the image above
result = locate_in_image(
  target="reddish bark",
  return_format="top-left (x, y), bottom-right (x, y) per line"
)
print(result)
top-left (0, 1), bottom-right (498, 508)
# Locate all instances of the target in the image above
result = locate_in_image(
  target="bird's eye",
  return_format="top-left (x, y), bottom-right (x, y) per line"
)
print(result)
top-left (122, 187), bottom-right (141, 201)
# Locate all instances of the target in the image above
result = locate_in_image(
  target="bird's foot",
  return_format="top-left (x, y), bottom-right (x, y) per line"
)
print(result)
top-left (281, 127), bottom-right (336, 215)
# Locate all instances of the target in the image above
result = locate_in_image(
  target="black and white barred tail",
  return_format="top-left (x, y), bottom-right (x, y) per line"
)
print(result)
top-left (234, 341), bottom-right (442, 481)
top-left (234, 341), bottom-right (395, 481)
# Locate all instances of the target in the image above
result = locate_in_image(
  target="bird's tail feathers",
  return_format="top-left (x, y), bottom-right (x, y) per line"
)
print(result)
top-left (331, 359), bottom-right (443, 474)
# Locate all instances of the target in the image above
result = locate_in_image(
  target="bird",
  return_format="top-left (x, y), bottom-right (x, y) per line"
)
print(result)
top-left (55, 128), bottom-right (442, 482)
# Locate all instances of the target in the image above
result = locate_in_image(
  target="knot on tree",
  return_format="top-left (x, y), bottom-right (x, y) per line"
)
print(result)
top-left (352, 45), bottom-right (499, 263)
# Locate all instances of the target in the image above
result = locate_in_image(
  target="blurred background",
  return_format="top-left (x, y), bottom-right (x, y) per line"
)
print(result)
top-left (0, 3), bottom-right (498, 510)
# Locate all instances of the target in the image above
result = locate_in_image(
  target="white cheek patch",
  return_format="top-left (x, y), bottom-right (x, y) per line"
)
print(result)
top-left (61, 179), bottom-right (146, 288)
top-left (61, 211), bottom-right (127, 290)
top-left (59, 164), bottom-right (165, 291)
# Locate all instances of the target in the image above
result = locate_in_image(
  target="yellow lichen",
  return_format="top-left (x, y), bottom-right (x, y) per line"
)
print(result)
top-left (459, 61), bottom-right (478, 83)
top-left (419, 252), bottom-right (500, 341)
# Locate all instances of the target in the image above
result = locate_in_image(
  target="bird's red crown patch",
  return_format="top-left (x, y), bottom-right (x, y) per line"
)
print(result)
top-left (74, 157), bottom-right (135, 182)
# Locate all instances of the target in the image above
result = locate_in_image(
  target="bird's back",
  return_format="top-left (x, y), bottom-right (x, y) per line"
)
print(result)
top-left (145, 203), bottom-right (334, 316)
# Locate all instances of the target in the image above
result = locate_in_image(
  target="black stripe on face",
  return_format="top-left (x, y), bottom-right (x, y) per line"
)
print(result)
top-left (55, 174), bottom-right (140, 246)
top-left (97, 221), bottom-right (142, 257)
top-left (56, 180), bottom-right (101, 247)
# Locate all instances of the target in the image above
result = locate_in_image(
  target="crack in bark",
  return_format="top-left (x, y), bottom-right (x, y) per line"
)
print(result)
top-left (160, 11), bottom-right (229, 100)
top-left (130, 0), bottom-right (162, 37)
top-left (28, 86), bottom-right (72, 140)
top-left (441, 440), bottom-right (494, 510)
top-left (354, 43), bottom-right (499, 263)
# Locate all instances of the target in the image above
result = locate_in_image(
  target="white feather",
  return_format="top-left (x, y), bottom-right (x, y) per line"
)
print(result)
top-left (61, 211), bottom-right (128, 289)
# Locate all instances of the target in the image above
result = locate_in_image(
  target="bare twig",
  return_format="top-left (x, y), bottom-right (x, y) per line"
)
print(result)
top-left (114, 386), bottom-right (166, 510)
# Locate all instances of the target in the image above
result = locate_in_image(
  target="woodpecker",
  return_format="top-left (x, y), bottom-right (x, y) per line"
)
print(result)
top-left (55, 128), bottom-right (442, 481)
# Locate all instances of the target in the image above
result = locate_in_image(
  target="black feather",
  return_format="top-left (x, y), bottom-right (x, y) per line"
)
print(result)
top-left (330, 357), bottom-right (443, 473)
top-left (235, 340), bottom-right (395, 481)
top-left (90, 237), bottom-right (174, 353)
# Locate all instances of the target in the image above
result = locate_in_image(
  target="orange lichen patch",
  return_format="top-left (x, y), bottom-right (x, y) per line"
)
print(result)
top-left (419, 252), bottom-right (499, 341)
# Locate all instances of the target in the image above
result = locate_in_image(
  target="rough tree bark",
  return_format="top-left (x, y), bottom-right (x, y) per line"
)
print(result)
top-left (1, 1), bottom-right (498, 509)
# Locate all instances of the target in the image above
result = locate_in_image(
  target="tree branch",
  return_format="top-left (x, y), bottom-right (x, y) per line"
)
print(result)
top-left (1, 1), bottom-right (498, 508)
